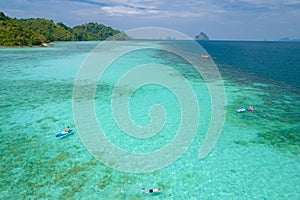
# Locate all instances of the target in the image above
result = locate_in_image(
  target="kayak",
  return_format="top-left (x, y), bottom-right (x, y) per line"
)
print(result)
top-left (55, 129), bottom-right (73, 137)
top-left (236, 108), bottom-right (255, 113)
top-left (236, 108), bottom-right (247, 113)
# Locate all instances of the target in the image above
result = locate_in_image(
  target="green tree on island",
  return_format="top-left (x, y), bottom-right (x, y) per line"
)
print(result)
top-left (0, 12), bottom-right (129, 47)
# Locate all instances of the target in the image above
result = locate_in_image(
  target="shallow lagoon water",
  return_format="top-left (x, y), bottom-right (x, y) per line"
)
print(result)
top-left (0, 41), bottom-right (299, 199)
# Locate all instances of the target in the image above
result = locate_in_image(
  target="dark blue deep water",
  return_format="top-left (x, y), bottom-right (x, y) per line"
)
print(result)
top-left (200, 41), bottom-right (300, 89)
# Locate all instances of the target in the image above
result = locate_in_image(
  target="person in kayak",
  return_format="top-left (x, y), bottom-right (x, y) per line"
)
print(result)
top-left (249, 105), bottom-right (254, 112)
top-left (63, 126), bottom-right (71, 133)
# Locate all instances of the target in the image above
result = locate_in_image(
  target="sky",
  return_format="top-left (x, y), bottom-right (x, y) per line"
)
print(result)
top-left (1, 0), bottom-right (300, 40)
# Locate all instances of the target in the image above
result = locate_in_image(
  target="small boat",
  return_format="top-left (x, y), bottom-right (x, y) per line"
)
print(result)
top-left (236, 108), bottom-right (246, 113)
top-left (236, 106), bottom-right (255, 113)
top-left (201, 55), bottom-right (210, 59)
top-left (55, 129), bottom-right (73, 137)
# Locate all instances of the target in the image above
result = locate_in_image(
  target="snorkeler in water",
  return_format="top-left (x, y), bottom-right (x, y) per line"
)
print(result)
top-left (142, 188), bottom-right (160, 194)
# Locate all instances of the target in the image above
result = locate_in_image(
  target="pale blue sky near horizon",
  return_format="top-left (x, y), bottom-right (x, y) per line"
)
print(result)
top-left (1, 0), bottom-right (300, 41)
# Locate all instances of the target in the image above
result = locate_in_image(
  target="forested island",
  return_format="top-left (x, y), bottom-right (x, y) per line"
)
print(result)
top-left (195, 32), bottom-right (209, 40)
top-left (0, 12), bottom-right (129, 47)
top-left (279, 37), bottom-right (300, 42)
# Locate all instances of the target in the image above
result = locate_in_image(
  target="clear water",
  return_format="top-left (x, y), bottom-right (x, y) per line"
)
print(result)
top-left (0, 41), bottom-right (299, 199)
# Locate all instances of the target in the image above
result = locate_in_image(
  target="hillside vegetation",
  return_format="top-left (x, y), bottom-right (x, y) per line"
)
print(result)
top-left (0, 12), bottom-right (129, 46)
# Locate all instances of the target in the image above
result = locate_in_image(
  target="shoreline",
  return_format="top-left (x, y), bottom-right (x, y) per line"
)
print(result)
top-left (2, 40), bottom-right (299, 48)
top-left (0, 42), bottom-right (52, 48)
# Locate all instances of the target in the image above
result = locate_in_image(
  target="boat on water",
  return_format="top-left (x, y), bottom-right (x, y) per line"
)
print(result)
top-left (236, 106), bottom-right (255, 113)
top-left (201, 55), bottom-right (210, 59)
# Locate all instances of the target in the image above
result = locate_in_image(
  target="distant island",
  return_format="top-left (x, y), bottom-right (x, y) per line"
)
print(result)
top-left (279, 37), bottom-right (300, 42)
top-left (195, 32), bottom-right (209, 40)
top-left (0, 12), bottom-right (129, 47)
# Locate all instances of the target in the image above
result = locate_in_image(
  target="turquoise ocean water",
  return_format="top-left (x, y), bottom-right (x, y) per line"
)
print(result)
top-left (0, 41), bottom-right (299, 199)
